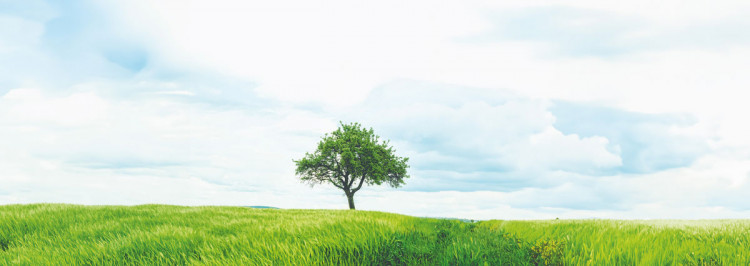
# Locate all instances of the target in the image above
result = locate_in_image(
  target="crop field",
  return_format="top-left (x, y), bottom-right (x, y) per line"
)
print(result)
top-left (0, 204), bottom-right (748, 265)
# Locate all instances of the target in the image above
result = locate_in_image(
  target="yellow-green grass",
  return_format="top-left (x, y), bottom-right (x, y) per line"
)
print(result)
top-left (2, 204), bottom-right (749, 265)
top-left (0, 204), bottom-right (528, 265)
top-left (484, 219), bottom-right (750, 265)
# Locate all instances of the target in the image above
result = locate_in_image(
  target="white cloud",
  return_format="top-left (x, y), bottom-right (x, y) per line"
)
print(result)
top-left (520, 127), bottom-right (622, 171)
top-left (1, 0), bottom-right (750, 219)
top-left (0, 15), bottom-right (44, 51)
top-left (478, 0), bottom-right (750, 25)
top-left (347, 81), bottom-right (630, 190)
top-left (1, 89), bottom-right (109, 126)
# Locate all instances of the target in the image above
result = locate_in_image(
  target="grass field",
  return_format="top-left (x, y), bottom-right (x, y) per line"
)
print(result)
top-left (487, 219), bottom-right (750, 265)
top-left (0, 204), bottom-right (748, 265)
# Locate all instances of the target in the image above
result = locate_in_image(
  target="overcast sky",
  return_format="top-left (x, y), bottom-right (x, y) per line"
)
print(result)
top-left (2, 0), bottom-right (750, 219)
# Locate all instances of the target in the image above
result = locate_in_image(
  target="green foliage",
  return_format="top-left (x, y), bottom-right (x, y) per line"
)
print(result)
top-left (294, 122), bottom-right (409, 209)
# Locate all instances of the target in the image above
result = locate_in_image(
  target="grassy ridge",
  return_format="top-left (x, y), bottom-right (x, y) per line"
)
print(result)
top-left (0, 204), bottom-right (529, 265)
top-left (1, 204), bottom-right (748, 265)
top-left (486, 219), bottom-right (750, 265)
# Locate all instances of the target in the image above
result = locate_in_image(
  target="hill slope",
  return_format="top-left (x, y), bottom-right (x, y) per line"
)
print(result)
top-left (1, 204), bottom-right (748, 265)
top-left (0, 204), bottom-right (529, 265)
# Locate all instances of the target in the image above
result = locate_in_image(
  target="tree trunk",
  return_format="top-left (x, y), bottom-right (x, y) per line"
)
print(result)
top-left (346, 192), bottom-right (356, 210)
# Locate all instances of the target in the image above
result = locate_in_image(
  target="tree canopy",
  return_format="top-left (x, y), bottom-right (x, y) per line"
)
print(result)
top-left (294, 122), bottom-right (409, 209)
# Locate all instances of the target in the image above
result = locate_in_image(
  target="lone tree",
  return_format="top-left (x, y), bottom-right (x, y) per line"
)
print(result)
top-left (294, 122), bottom-right (409, 210)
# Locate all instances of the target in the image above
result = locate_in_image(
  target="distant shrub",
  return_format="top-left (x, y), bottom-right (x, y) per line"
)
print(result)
top-left (530, 239), bottom-right (565, 266)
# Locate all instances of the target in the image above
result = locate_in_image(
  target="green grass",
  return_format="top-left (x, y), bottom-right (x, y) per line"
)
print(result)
top-left (0, 204), bottom-right (529, 265)
top-left (0, 204), bottom-right (748, 265)
top-left (485, 219), bottom-right (750, 265)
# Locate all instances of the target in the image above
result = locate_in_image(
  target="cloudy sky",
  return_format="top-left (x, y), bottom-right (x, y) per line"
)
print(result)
top-left (2, 0), bottom-right (750, 219)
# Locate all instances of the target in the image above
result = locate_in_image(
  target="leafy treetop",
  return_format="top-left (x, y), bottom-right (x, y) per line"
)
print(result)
top-left (294, 122), bottom-right (409, 209)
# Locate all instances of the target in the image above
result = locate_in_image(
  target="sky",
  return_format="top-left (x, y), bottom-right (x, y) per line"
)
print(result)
top-left (1, 0), bottom-right (750, 220)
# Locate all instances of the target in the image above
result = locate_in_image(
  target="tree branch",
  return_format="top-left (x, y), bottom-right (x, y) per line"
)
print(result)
top-left (347, 174), bottom-right (357, 188)
top-left (327, 174), bottom-right (344, 189)
top-left (336, 175), bottom-right (346, 190)
top-left (352, 175), bottom-right (366, 193)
